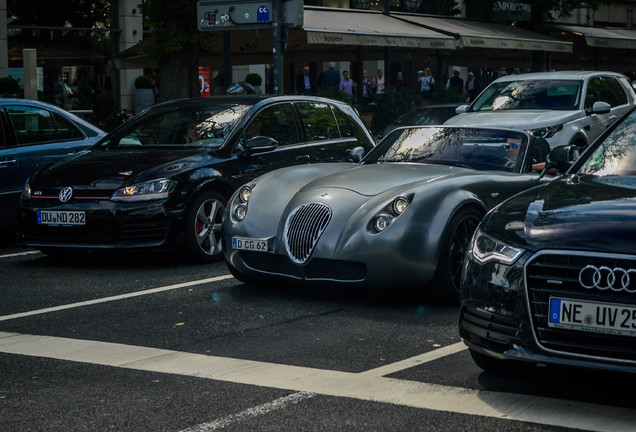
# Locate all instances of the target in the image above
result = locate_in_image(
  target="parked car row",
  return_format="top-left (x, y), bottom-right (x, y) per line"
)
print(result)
top-left (5, 70), bottom-right (636, 377)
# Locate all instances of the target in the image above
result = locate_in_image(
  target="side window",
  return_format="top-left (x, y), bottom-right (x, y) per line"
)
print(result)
top-left (602, 77), bottom-right (628, 107)
top-left (54, 113), bottom-right (85, 140)
top-left (333, 107), bottom-right (356, 138)
top-left (7, 105), bottom-right (57, 145)
top-left (296, 102), bottom-right (340, 141)
top-left (244, 103), bottom-right (299, 146)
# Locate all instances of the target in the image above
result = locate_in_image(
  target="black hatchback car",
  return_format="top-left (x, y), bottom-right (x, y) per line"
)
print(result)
top-left (17, 95), bottom-right (375, 262)
top-left (459, 107), bottom-right (636, 375)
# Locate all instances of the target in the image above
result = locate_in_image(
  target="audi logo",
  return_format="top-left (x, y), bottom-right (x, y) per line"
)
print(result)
top-left (59, 187), bottom-right (73, 203)
top-left (579, 265), bottom-right (636, 293)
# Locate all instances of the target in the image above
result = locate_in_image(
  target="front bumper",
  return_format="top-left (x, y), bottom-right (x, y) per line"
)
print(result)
top-left (17, 198), bottom-right (184, 250)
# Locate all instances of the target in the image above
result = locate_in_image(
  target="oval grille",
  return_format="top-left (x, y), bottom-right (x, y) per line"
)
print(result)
top-left (284, 203), bottom-right (332, 264)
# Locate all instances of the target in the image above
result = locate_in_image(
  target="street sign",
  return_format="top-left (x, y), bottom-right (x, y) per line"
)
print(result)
top-left (197, 0), bottom-right (303, 31)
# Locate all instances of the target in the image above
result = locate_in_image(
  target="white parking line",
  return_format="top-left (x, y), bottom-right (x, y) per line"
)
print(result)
top-left (0, 250), bottom-right (41, 259)
top-left (0, 275), bottom-right (234, 322)
top-left (0, 331), bottom-right (634, 431)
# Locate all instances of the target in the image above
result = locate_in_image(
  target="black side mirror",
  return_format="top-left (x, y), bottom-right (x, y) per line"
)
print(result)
top-left (545, 144), bottom-right (580, 172)
top-left (347, 146), bottom-right (366, 163)
top-left (241, 136), bottom-right (278, 156)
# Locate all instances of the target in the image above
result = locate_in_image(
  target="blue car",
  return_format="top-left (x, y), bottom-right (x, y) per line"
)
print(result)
top-left (0, 99), bottom-right (105, 228)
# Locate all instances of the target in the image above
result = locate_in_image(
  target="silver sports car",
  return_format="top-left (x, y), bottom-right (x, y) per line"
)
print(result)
top-left (222, 126), bottom-right (554, 302)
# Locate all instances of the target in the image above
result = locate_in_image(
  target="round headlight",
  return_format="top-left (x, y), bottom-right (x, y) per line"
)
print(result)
top-left (374, 216), bottom-right (390, 232)
top-left (235, 205), bottom-right (247, 221)
top-left (239, 187), bottom-right (251, 203)
top-left (392, 197), bottom-right (409, 215)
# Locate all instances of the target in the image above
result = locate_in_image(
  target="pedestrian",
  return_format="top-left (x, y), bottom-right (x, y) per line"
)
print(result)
top-left (296, 65), bottom-right (316, 96)
top-left (465, 72), bottom-right (482, 103)
top-left (395, 71), bottom-right (405, 92)
top-left (361, 70), bottom-right (375, 105)
top-left (321, 62), bottom-right (340, 88)
top-left (374, 68), bottom-right (385, 96)
top-left (339, 70), bottom-right (355, 97)
top-left (418, 67), bottom-right (435, 105)
top-left (445, 69), bottom-right (464, 96)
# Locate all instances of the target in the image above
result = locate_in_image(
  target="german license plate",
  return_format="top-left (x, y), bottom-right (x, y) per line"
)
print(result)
top-left (37, 210), bottom-right (86, 226)
top-left (232, 237), bottom-right (268, 252)
top-left (549, 297), bottom-right (636, 337)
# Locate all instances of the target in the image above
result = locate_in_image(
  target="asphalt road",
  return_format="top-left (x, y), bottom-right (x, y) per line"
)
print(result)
top-left (1, 236), bottom-right (635, 432)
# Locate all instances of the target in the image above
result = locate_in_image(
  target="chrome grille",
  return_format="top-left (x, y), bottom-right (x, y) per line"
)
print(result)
top-left (284, 203), bottom-right (332, 264)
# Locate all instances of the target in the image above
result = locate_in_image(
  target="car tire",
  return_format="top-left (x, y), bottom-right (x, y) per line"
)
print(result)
top-left (430, 206), bottom-right (482, 304)
top-left (469, 348), bottom-right (535, 375)
top-left (184, 190), bottom-right (226, 263)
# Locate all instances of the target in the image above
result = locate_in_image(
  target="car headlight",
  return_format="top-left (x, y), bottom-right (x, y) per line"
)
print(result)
top-left (392, 196), bottom-right (409, 215)
top-left (374, 215), bottom-right (390, 232)
top-left (527, 124), bottom-right (563, 139)
top-left (110, 178), bottom-right (175, 202)
top-left (232, 186), bottom-right (253, 222)
top-left (469, 229), bottom-right (524, 265)
top-left (239, 186), bottom-right (251, 203)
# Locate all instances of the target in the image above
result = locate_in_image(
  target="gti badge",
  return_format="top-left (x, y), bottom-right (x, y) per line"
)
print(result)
top-left (59, 187), bottom-right (73, 203)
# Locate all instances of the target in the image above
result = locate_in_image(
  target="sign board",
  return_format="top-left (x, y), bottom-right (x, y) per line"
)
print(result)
top-left (197, 0), bottom-right (303, 31)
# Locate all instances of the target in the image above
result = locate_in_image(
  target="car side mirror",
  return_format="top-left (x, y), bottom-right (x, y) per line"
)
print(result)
top-left (455, 104), bottom-right (469, 114)
top-left (590, 101), bottom-right (611, 115)
top-left (241, 136), bottom-right (278, 155)
top-left (545, 144), bottom-right (580, 172)
top-left (347, 146), bottom-right (365, 163)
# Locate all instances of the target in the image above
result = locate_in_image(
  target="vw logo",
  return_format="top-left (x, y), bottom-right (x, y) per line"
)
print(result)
top-left (59, 187), bottom-right (73, 203)
top-left (579, 265), bottom-right (636, 293)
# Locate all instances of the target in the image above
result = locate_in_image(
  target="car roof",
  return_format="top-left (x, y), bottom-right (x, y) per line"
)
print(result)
top-left (492, 70), bottom-right (629, 83)
top-left (151, 95), bottom-right (353, 109)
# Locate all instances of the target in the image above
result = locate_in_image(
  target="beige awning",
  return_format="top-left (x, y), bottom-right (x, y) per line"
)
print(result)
top-left (303, 8), bottom-right (455, 50)
top-left (550, 24), bottom-right (636, 50)
top-left (396, 13), bottom-right (573, 53)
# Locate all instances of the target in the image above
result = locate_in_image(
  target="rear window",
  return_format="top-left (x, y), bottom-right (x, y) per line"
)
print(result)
top-left (296, 102), bottom-right (340, 141)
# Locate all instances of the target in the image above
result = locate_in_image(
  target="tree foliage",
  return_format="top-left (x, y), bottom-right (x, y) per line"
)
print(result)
top-left (138, 0), bottom-right (201, 101)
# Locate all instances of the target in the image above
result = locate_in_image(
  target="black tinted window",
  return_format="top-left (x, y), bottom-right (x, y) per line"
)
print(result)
top-left (585, 77), bottom-right (627, 109)
top-left (332, 107), bottom-right (355, 138)
top-left (54, 113), bottom-right (84, 140)
top-left (296, 102), bottom-right (340, 141)
top-left (602, 77), bottom-right (628, 107)
top-left (7, 105), bottom-right (57, 145)
top-left (244, 103), bottom-right (299, 146)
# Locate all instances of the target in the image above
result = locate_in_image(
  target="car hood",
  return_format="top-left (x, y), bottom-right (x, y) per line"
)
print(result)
top-left (444, 110), bottom-right (581, 129)
top-left (31, 148), bottom-right (210, 188)
top-left (299, 163), bottom-right (470, 196)
top-left (483, 175), bottom-right (636, 254)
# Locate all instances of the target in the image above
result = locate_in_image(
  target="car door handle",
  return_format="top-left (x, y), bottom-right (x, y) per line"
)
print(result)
top-left (296, 155), bottom-right (310, 161)
top-left (0, 159), bottom-right (17, 166)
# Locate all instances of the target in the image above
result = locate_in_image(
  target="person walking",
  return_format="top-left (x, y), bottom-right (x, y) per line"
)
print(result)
top-left (361, 70), bottom-right (375, 105)
top-left (395, 71), bottom-right (405, 92)
top-left (465, 72), bottom-right (482, 102)
top-left (445, 69), bottom-right (464, 96)
top-left (321, 62), bottom-right (340, 88)
top-left (296, 65), bottom-right (316, 95)
top-left (339, 70), bottom-right (355, 97)
top-left (418, 68), bottom-right (435, 105)
top-left (374, 68), bottom-right (385, 96)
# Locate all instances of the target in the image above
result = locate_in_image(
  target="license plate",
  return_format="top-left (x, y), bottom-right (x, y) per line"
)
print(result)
top-left (37, 210), bottom-right (86, 226)
top-left (232, 237), bottom-right (268, 252)
top-left (549, 297), bottom-right (636, 337)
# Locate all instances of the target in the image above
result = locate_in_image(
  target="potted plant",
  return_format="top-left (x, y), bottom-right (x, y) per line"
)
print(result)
top-left (245, 73), bottom-right (263, 94)
top-left (133, 75), bottom-right (155, 114)
top-left (0, 76), bottom-right (19, 97)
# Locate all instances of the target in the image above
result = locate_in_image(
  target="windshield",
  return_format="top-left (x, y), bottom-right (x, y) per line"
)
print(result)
top-left (578, 109), bottom-right (636, 176)
top-left (470, 79), bottom-right (582, 112)
top-left (98, 103), bottom-right (251, 149)
top-left (364, 126), bottom-right (529, 172)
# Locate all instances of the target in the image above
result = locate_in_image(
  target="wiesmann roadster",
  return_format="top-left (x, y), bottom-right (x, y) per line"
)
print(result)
top-left (223, 125), bottom-right (556, 302)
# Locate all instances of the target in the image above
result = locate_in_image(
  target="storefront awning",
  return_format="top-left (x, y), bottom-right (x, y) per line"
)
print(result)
top-left (302, 8), bottom-right (455, 50)
top-left (549, 24), bottom-right (636, 50)
top-left (396, 13), bottom-right (573, 53)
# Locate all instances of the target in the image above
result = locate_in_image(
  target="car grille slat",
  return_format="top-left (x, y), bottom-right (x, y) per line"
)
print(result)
top-left (525, 251), bottom-right (636, 362)
top-left (284, 203), bottom-right (331, 264)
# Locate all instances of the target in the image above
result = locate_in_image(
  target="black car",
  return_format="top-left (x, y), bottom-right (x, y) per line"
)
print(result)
top-left (0, 98), bottom-right (106, 229)
top-left (459, 107), bottom-right (636, 374)
top-left (17, 95), bottom-right (375, 262)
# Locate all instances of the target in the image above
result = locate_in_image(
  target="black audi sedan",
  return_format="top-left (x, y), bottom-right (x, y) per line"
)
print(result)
top-left (459, 106), bottom-right (636, 375)
top-left (17, 95), bottom-right (375, 262)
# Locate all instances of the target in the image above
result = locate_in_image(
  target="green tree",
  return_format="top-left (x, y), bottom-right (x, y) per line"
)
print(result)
top-left (138, 0), bottom-right (201, 101)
